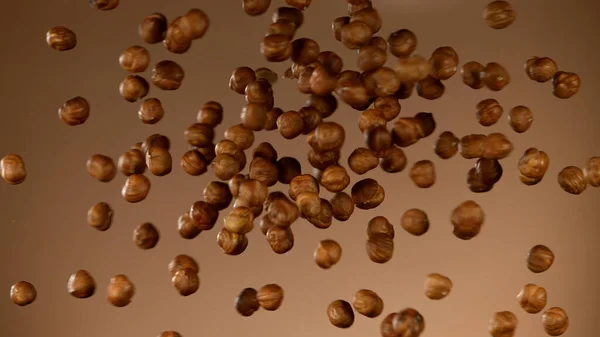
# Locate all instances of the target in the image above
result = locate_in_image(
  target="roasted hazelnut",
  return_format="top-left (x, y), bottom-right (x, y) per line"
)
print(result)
top-left (257, 284), bottom-right (284, 311)
top-left (374, 96), bottom-right (401, 121)
top-left (203, 181), bottom-right (232, 210)
top-left (459, 134), bottom-right (486, 159)
top-left (362, 66), bottom-right (401, 97)
top-left (367, 216), bottom-right (394, 238)
top-left (225, 124), bottom-right (254, 151)
top-left (277, 110), bottom-right (304, 139)
top-left (197, 145), bottom-right (216, 164)
top-left (340, 21), bottom-right (373, 49)
top-left (119, 75), bottom-right (149, 102)
top-left (245, 79), bottom-right (273, 106)
top-left (542, 307), bottom-right (569, 336)
top-left (142, 134), bottom-right (171, 153)
top-left (87, 202), bottom-right (113, 231)
top-left (381, 312), bottom-right (398, 337)
top-left (229, 67), bottom-right (256, 94)
top-left (178, 212), bottom-right (202, 239)
top-left (189, 201), bottom-right (218, 230)
top-left (212, 154), bottom-right (241, 181)
top-left (416, 76), bottom-right (445, 100)
top-left (240, 104), bottom-right (267, 131)
top-left (228, 174), bottom-right (248, 199)
top-left (298, 106), bottom-right (323, 134)
top-left (585, 156), bottom-right (600, 186)
top-left (235, 288), bottom-right (260, 316)
top-left (347, 0), bottom-right (372, 15)
top-left (249, 156), bottom-right (278, 187)
top-left (259, 216), bottom-right (276, 235)
top-left (308, 122), bottom-right (345, 152)
top-left (133, 222), bottom-right (159, 249)
top-left (255, 67), bottom-right (278, 86)
top-left (434, 131), bottom-right (459, 159)
top-left (267, 198), bottom-right (300, 228)
top-left (391, 117), bottom-right (424, 148)
top-left (184, 123), bottom-right (214, 148)
top-left (46, 26), bottom-right (77, 51)
top-left (475, 158), bottom-right (503, 185)
top-left (58, 96), bottom-right (90, 126)
top-left (145, 146), bottom-right (172, 176)
top-left (320, 165), bottom-right (350, 193)
top-left (366, 233), bottom-right (394, 263)
top-left (489, 311), bottom-right (518, 337)
top-left (67, 270), bottom-right (96, 299)
top-left (297, 66), bottom-right (315, 94)
top-left (107, 274), bottom-right (135, 307)
top-left (369, 35), bottom-right (388, 51)
top-left (516, 283), bottom-right (547, 314)
top-left (185, 8), bottom-right (210, 39)
top-left (309, 63), bottom-right (338, 96)
top-left (332, 16), bottom-right (350, 41)
top-left (336, 70), bottom-right (372, 110)
top-left (137, 98), bottom-right (164, 124)
top-left (118, 149), bottom-right (145, 176)
top-left (552, 71), bottom-right (581, 99)
top-left (224, 207), bottom-right (254, 234)
top-left (261, 34), bottom-right (292, 62)
top-left (424, 273), bottom-right (452, 300)
top-left (352, 289), bottom-right (383, 318)
top-left (365, 125), bottom-right (392, 153)
top-left (163, 17), bottom-right (193, 54)
top-left (121, 174), bottom-right (151, 203)
top-left (307, 198), bottom-right (332, 229)
top-left (296, 192), bottom-right (322, 219)
top-left (273, 6), bottom-right (304, 27)
top-left (266, 225), bottom-right (294, 254)
top-left (10, 281), bottom-right (36, 306)
top-left (196, 101), bottom-right (223, 127)
top-left (467, 167), bottom-right (494, 193)
top-left (557, 166), bottom-right (587, 194)
top-left (314, 239), bottom-right (342, 269)
top-left (392, 308), bottom-right (425, 337)
top-left (243, 0), bottom-right (271, 16)
top-left (139, 13), bottom-right (168, 44)
top-left (379, 145), bottom-right (408, 173)
top-left (476, 98), bottom-right (503, 126)
top-left (291, 38), bottom-right (320, 66)
top-left (357, 44), bottom-right (387, 72)
top-left (350, 7), bottom-right (382, 33)
top-left (217, 228), bottom-right (248, 255)
top-left (152, 60), bottom-right (184, 90)
top-left (265, 107), bottom-right (283, 130)
top-left (119, 46), bottom-right (150, 73)
top-left (172, 268), bottom-right (200, 296)
top-left (89, 0), bottom-right (118, 10)
top-left (331, 192), bottom-right (354, 221)
top-left (86, 154), bottom-right (116, 182)
top-left (451, 200), bottom-right (484, 240)
top-left (507, 105), bottom-right (533, 133)
top-left (0, 154), bottom-right (26, 184)
top-left (483, 133), bottom-right (513, 160)
top-left (414, 112), bottom-right (436, 138)
top-left (526, 244), bottom-right (554, 273)
top-left (483, 0), bottom-right (516, 29)
top-left (401, 209), bottom-right (429, 236)
top-left (181, 149), bottom-right (208, 176)
top-left (388, 29), bottom-right (417, 58)
top-left (352, 178), bottom-right (385, 209)
top-left (525, 57), bottom-right (558, 83)
top-left (288, 174), bottom-right (319, 200)
top-left (461, 61), bottom-right (485, 89)
top-left (308, 149), bottom-right (340, 171)
top-left (484, 62), bottom-right (510, 91)
top-left (168, 254), bottom-right (199, 276)
top-left (394, 54), bottom-right (431, 83)
top-left (328, 300), bottom-right (355, 328)
top-left (276, 157), bottom-right (301, 184)
top-left (518, 148), bottom-right (549, 183)
top-left (357, 109), bottom-right (386, 133)
top-left (409, 160), bottom-right (436, 188)
top-left (428, 46), bottom-right (458, 80)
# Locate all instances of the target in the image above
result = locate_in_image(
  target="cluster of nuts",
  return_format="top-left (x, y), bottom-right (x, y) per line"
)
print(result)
top-left (235, 284), bottom-right (284, 317)
top-left (525, 56), bottom-right (581, 99)
top-left (327, 289), bottom-right (384, 328)
top-left (556, 157), bottom-right (600, 195)
top-left (169, 255), bottom-right (201, 297)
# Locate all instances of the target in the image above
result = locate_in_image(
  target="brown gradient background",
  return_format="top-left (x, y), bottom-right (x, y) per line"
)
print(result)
top-left (0, 0), bottom-right (599, 336)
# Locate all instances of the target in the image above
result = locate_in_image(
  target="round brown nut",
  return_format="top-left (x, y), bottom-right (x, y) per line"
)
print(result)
top-left (168, 254), bottom-right (199, 276)
top-left (516, 283), bottom-right (547, 314)
top-left (330, 192), bottom-right (354, 222)
top-left (121, 174), bottom-right (151, 203)
top-left (89, 0), bottom-right (119, 10)
top-left (434, 131), bottom-right (459, 159)
top-left (152, 60), bottom-right (185, 90)
top-left (119, 75), bottom-right (149, 103)
top-left (10, 281), bottom-right (37, 306)
top-left (119, 46), bottom-right (150, 73)
top-left (484, 62), bottom-right (511, 91)
top-left (461, 61), bottom-right (485, 89)
top-left (542, 307), bottom-right (569, 336)
top-left (476, 99), bottom-right (503, 126)
top-left (526, 56), bottom-right (558, 83)
top-left (0, 154), bottom-right (27, 185)
top-left (172, 268), bottom-right (200, 296)
top-left (526, 245), bottom-right (554, 273)
top-left (181, 149), bottom-right (208, 176)
top-left (133, 222), bottom-right (160, 249)
top-left (352, 178), bottom-right (385, 210)
top-left (451, 200), bottom-right (484, 240)
top-left (235, 288), bottom-right (260, 316)
top-left (483, 0), bottom-right (516, 29)
top-left (46, 26), bottom-right (77, 51)
top-left (217, 228), bottom-right (249, 255)
top-left (138, 13), bottom-right (168, 44)
top-left (488, 311), bottom-right (518, 337)
top-left (138, 98), bottom-right (164, 124)
top-left (552, 71), bottom-right (581, 99)
top-left (67, 270), bottom-right (96, 299)
top-left (409, 160), bottom-right (435, 188)
top-left (87, 202), bottom-right (113, 231)
top-left (557, 166), bottom-right (587, 195)
top-left (87, 154), bottom-right (117, 182)
top-left (327, 300), bottom-right (355, 328)
top-left (107, 274), bottom-right (135, 307)
top-left (424, 273), bottom-right (452, 300)
top-left (387, 29), bottom-right (417, 58)
top-left (257, 284), bottom-right (284, 311)
top-left (118, 149), bottom-right (145, 176)
top-left (367, 216), bottom-right (394, 238)
top-left (366, 233), bottom-right (394, 263)
top-left (58, 96), bottom-right (90, 126)
top-left (314, 239), bottom-right (342, 269)
top-left (352, 289), bottom-right (383, 318)
top-left (178, 212), bottom-right (202, 239)
top-left (392, 308), bottom-right (425, 337)
top-left (401, 209), bottom-right (429, 236)
top-left (508, 106), bottom-right (533, 133)
top-left (266, 225), bottom-right (294, 254)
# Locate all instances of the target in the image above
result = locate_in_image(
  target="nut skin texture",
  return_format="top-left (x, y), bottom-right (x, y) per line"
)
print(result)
top-left (118, 149), bottom-right (146, 176)
top-left (87, 154), bottom-right (117, 182)
top-left (197, 101), bottom-right (224, 127)
top-left (424, 273), bottom-right (452, 300)
top-left (525, 57), bottom-right (558, 83)
top-left (585, 156), bottom-right (600, 186)
top-left (168, 254), bottom-right (199, 276)
top-left (46, 26), bottom-right (77, 51)
top-left (235, 288), bottom-right (260, 317)
top-left (508, 106), bottom-right (533, 133)
top-left (330, 192), bottom-right (354, 221)
top-left (366, 233), bottom-right (394, 263)
top-left (367, 216), bottom-right (395, 239)
top-left (434, 131), bottom-right (459, 159)
top-left (224, 206), bottom-right (254, 234)
top-left (119, 46), bottom-right (150, 73)
top-left (67, 270), bottom-right (96, 299)
top-left (178, 212), bottom-right (201, 239)
top-left (59, 96), bottom-right (90, 126)
top-left (429, 46), bottom-right (459, 80)
top-left (518, 148), bottom-right (549, 183)
top-left (10, 281), bottom-right (37, 306)
top-left (1, 154), bottom-right (27, 185)
top-left (477, 99), bottom-right (503, 126)
top-left (461, 61), bottom-right (485, 89)
top-left (348, 147), bottom-right (379, 174)
top-left (484, 62), bottom-right (511, 91)
top-left (488, 311), bottom-right (518, 337)
top-left (557, 166), bottom-right (587, 195)
top-left (119, 75), bottom-right (149, 103)
top-left (401, 209), bottom-right (429, 236)
top-left (152, 60), bottom-right (185, 90)
top-left (459, 134), bottom-right (486, 159)
top-left (87, 202), bottom-right (113, 231)
top-left (203, 181), bottom-right (232, 210)
top-left (217, 228), bottom-right (249, 255)
top-left (327, 300), bottom-right (355, 328)
top-left (320, 165), bottom-right (350, 193)
top-left (181, 149), bottom-right (208, 176)
top-left (516, 283), bottom-right (547, 314)
top-left (314, 239), bottom-right (342, 269)
top-left (552, 71), bottom-right (581, 99)
top-left (483, 133), bottom-right (513, 160)
top-left (133, 222), bottom-right (160, 249)
top-left (107, 274), bottom-right (135, 307)
top-left (189, 201), bottom-right (219, 230)
top-left (451, 200), bottom-right (484, 240)
top-left (122, 174), bottom-right (151, 203)
top-left (352, 289), bottom-right (383, 318)
top-left (483, 0), bottom-right (516, 29)
top-left (172, 268), bottom-right (200, 296)
top-left (277, 157), bottom-right (302, 184)
top-left (392, 308), bottom-right (425, 337)
top-left (351, 178), bottom-right (385, 210)
top-left (380, 145), bottom-right (407, 173)
top-left (542, 307), bottom-right (569, 336)
top-left (387, 29), bottom-right (417, 58)
top-left (138, 98), bottom-right (164, 124)
top-left (145, 146), bottom-right (172, 176)
top-left (526, 245), bottom-right (554, 273)
top-left (139, 13), bottom-right (167, 44)
top-left (409, 160), bottom-right (436, 188)
top-left (257, 284), bottom-right (284, 311)
top-left (266, 226), bottom-right (294, 254)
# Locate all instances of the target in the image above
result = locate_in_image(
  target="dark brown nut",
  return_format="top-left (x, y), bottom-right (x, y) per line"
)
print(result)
top-left (467, 167), bottom-right (494, 193)
top-left (366, 216), bottom-right (394, 238)
top-left (265, 107), bottom-right (284, 130)
top-left (347, 0), bottom-right (372, 15)
top-left (257, 284), bottom-right (284, 311)
top-left (255, 67), bottom-right (278, 85)
top-left (366, 233), bottom-right (394, 263)
top-left (374, 96), bottom-right (401, 121)
top-left (557, 166), bottom-right (587, 195)
top-left (518, 148), bottom-right (549, 182)
top-left (320, 165), bottom-right (350, 193)
top-left (483, 133), bottom-right (513, 160)
top-left (409, 160), bottom-right (436, 188)
top-left (483, 0), bottom-right (516, 29)
top-left (381, 312), bottom-right (398, 337)
top-left (434, 131), bottom-right (459, 159)
top-left (401, 209), bottom-right (429, 236)
top-left (267, 198), bottom-right (300, 228)
top-left (357, 109), bottom-right (386, 133)
top-left (225, 124), bottom-right (255, 150)
top-left (181, 149), bottom-right (208, 176)
top-left (352, 289), bottom-right (383, 318)
top-left (139, 13), bottom-right (168, 44)
top-left (380, 145), bottom-right (408, 173)
top-left (228, 174), bottom-right (248, 199)
top-left (542, 307), bottom-right (569, 336)
top-left (46, 26), bottom-right (77, 51)
top-left (212, 154), bottom-right (241, 181)
top-left (277, 110), bottom-right (305, 139)
top-left (273, 6), bottom-right (304, 27)
top-left (291, 38), bottom-right (320, 66)
top-left (178, 212), bottom-right (202, 239)
top-left (203, 181), bottom-right (232, 210)
top-left (249, 156), bottom-right (278, 187)
top-left (236, 178), bottom-right (268, 212)
top-left (121, 174), bottom-right (151, 203)
top-left (224, 207), bottom-right (254, 234)
top-left (368, 35), bottom-right (388, 51)
top-left (508, 105), bottom-right (533, 133)
top-left (365, 125), bottom-right (392, 153)
top-left (189, 201), bottom-right (219, 230)
top-left (252, 142), bottom-right (278, 162)
top-left (297, 66), bottom-right (315, 94)
top-left (414, 112), bottom-right (436, 138)
top-left (307, 198), bottom-right (333, 229)
top-left (394, 54), bottom-right (431, 83)
top-left (0, 154), bottom-right (26, 185)
top-left (235, 288), bottom-right (260, 317)
top-left (552, 71), bottom-right (581, 99)
top-left (309, 63), bottom-right (338, 96)
top-left (428, 46), bottom-right (459, 80)
top-left (451, 200), bottom-right (484, 240)
top-left (307, 93), bottom-right (337, 118)
top-left (107, 274), bottom-right (135, 307)
top-left (168, 254), bottom-right (199, 276)
top-left (58, 96), bottom-right (90, 126)
top-left (172, 268), bottom-right (200, 296)
top-left (525, 57), bottom-right (557, 83)
top-left (298, 106), bottom-right (323, 134)
top-left (357, 44), bottom-right (387, 72)
top-left (142, 134), bottom-right (171, 153)
top-left (259, 216), bottom-right (276, 235)
top-left (388, 29), bottom-right (417, 58)
top-left (229, 67), bottom-right (256, 94)
top-left (243, 0), bottom-right (271, 16)
top-left (276, 157), bottom-right (301, 184)
top-left (341, 21), bottom-right (373, 49)
top-left (308, 149), bottom-right (340, 171)
top-left (392, 308), bottom-right (425, 337)
top-left (331, 192), bottom-right (354, 222)
top-left (332, 16), bottom-right (350, 41)
top-left (240, 103), bottom-right (268, 131)
top-left (484, 62), bottom-right (510, 91)
top-left (396, 83), bottom-right (414, 102)
top-left (68, 270), bottom-right (96, 299)
top-left (327, 300), bottom-right (355, 328)
top-left (152, 60), bottom-right (184, 90)
top-left (362, 67), bottom-right (401, 97)
top-left (416, 76), bottom-right (445, 100)
top-left (424, 273), bottom-right (452, 300)
top-left (314, 239), bottom-right (342, 269)
top-left (461, 61), bottom-right (485, 89)
top-left (352, 178), bottom-right (385, 210)
top-left (335, 70), bottom-right (372, 110)
top-left (350, 7), bottom-right (382, 33)
top-left (197, 145), bottom-right (216, 163)
top-left (391, 117), bottom-right (425, 148)
top-left (348, 147), bottom-right (378, 174)
top-left (296, 192), bottom-right (322, 219)
top-left (266, 225), bottom-right (294, 254)
top-left (87, 154), bottom-right (117, 182)
top-left (196, 101), bottom-right (223, 127)
top-left (184, 8), bottom-right (209, 40)
top-left (288, 174), bottom-right (319, 200)
top-left (526, 244), bottom-right (554, 273)
top-left (10, 281), bottom-right (37, 306)
top-left (476, 98), bottom-right (503, 126)
top-left (245, 79), bottom-right (273, 106)
top-left (488, 311), bottom-right (518, 337)
top-left (145, 146), bottom-right (172, 176)
top-left (585, 156), bottom-right (600, 187)
top-left (516, 283), bottom-right (547, 314)
top-left (137, 98), bottom-right (164, 124)
top-left (87, 202), bottom-right (113, 231)
top-left (261, 34), bottom-right (292, 62)
top-left (133, 222), bottom-right (159, 249)
top-left (459, 134), bottom-right (487, 159)
top-left (475, 158), bottom-right (503, 185)
top-left (217, 228), bottom-right (248, 255)
top-left (119, 45), bottom-right (150, 73)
